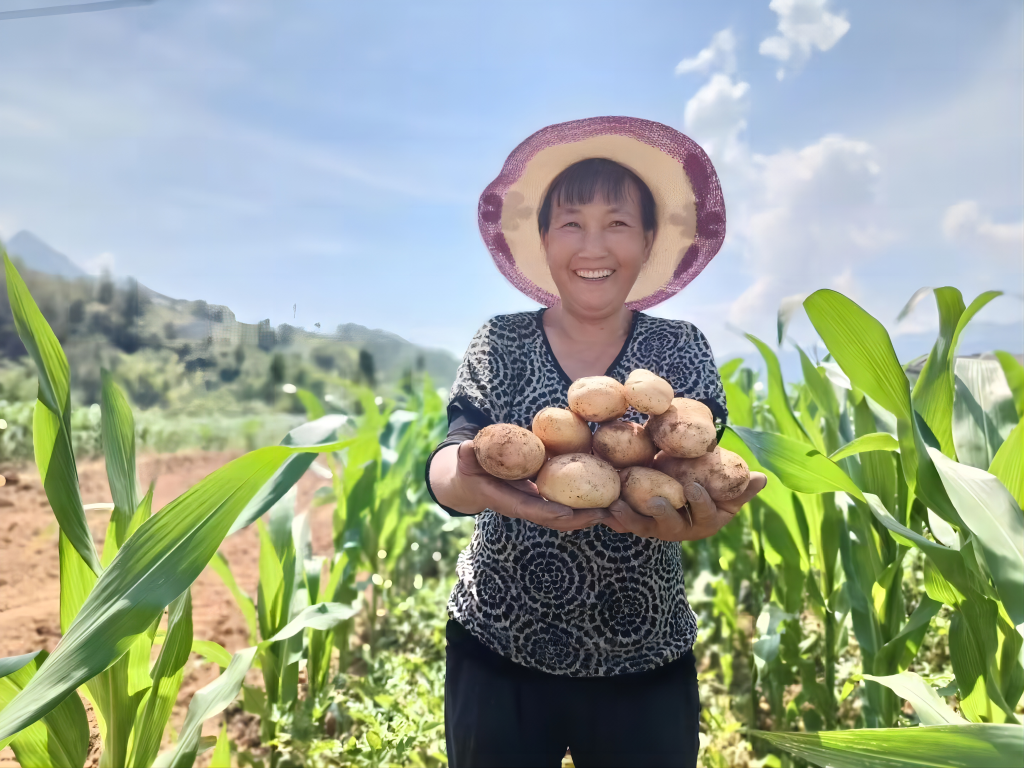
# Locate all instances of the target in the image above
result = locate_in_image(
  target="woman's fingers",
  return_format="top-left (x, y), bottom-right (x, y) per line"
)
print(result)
top-left (607, 499), bottom-right (657, 538)
top-left (718, 472), bottom-right (768, 514)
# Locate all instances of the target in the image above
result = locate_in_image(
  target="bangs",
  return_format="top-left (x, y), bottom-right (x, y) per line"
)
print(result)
top-left (538, 158), bottom-right (657, 235)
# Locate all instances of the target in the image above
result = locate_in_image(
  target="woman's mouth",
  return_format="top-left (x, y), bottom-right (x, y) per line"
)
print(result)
top-left (574, 269), bottom-right (614, 280)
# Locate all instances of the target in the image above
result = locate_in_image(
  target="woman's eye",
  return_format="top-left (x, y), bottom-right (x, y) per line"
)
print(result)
top-left (610, 220), bottom-right (628, 227)
top-left (562, 221), bottom-right (581, 228)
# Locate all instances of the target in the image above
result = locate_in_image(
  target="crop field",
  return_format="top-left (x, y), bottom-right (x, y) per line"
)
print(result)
top-left (1, 248), bottom-right (1023, 768)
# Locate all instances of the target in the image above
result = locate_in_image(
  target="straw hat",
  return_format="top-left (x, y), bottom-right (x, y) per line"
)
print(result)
top-left (478, 116), bottom-right (726, 310)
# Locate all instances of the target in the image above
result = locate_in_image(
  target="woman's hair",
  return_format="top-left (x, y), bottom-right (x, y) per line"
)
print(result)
top-left (537, 158), bottom-right (657, 236)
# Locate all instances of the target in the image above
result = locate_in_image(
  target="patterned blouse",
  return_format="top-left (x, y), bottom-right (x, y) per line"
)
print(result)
top-left (425, 308), bottom-right (727, 677)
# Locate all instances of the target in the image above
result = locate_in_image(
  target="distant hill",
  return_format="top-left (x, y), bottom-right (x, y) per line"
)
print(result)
top-left (6, 231), bottom-right (87, 279)
top-left (1, 234), bottom-right (459, 407)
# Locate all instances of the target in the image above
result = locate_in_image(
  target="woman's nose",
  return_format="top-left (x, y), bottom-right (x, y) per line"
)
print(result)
top-left (579, 228), bottom-right (610, 258)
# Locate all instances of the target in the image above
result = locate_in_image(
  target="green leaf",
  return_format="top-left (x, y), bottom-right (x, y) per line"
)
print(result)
top-left (864, 494), bottom-right (971, 600)
top-left (955, 358), bottom-right (1018, 440)
top-left (207, 553), bottom-right (258, 645)
top-left (989, 420), bottom-right (1023, 508)
top-left (166, 646), bottom-right (259, 768)
top-left (804, 289), bottom-right (963, 528)
top-left (128, 590), bottom-right (193, 768)
top-left (33, 361), bottom-right (102, 577)
top-left (0, 438), bottom-right (354, 743)
top-left (829, 432), bottom-right (900, 462)
top-left (862, 672), bottom-right (965, 725)
top-left (731, 426), bottom-right (863, 499)
top-left (228, 414), bottom-right (349, 535)
top-left (100, 369), bottom-right (139, 550)
top-left (746, 333), bottom-right (809, 442)
top-left (876, 596), bottom-right (942, 673)
top-left (797, 344), bottom-right (840, 422)
top-left (929, 448), bottom-right (1024, 627)
top-left (0, 651), bottom-right (89, 768)
top-left (805, 289), bottom-right (912, 422)
top-left (209, 722), bottom-right (231, 768)
top-left (165, 601), bottom-right (357, 768)
top-left (751, 724), bottom-right (1023, 768)
top-left (190, 641), bottom-right (233, 669)
top-left (295, 388), bottom-right (326, 420)
top-left (910, 287), bottom-right (967, 456)
top-left (994, 351), bottom-right (1024, 420)
top-left (953, 375), bottom-right (1005, 469)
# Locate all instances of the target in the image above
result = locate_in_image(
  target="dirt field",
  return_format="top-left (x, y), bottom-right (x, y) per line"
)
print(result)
top-left (0, 451), bottom-right (336, 767)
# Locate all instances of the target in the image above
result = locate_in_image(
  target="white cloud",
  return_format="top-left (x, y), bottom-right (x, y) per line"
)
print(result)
top-left (759, 0), bottom-right (851, 79)
top-left (727, 135), bottom-right (887, 330)
top-left (683, 74), bottom-right (751, 164)
top-left (942, 200), bottom-right (1023, 263)
top-left (675, 29), bottom-right (737, 76)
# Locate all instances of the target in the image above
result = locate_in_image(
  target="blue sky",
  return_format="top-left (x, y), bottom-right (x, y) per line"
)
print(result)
top-left (1, 0), bottom-right (1021, 365)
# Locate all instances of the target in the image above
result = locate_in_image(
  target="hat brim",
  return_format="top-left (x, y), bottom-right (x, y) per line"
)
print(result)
top-left (478, 116), bottom-right (725, 310)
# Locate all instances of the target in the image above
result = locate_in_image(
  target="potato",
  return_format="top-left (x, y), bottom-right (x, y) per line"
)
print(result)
top-left (532, 407), bottom-right (593, 456)
top-left (473, 423), bottom-right (546, 481)
top-left (536, 453), bottom-right (620, 509)
top-left (623, 369), bottom-right (674, 415)
top-left (653, 446), bottom-right (750, 502)
top-left (567, 376), bottom-right (628, 423)
top-left (645, 397), bottom-right (717, 458)
top-left (592, 420), bottom-right (656, 469)
top-left (618, 466), bottom-right (688, 512)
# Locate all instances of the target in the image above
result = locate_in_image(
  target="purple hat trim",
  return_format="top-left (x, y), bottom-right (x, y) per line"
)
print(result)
top-left (478, 116), bottom-right (726, 310)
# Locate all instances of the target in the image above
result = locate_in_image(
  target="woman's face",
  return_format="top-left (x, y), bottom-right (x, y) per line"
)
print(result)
top-left (541, 188), bottom-right (654, 318)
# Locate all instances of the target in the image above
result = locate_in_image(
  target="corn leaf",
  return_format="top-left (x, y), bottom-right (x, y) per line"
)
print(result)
top-left (127, 590), bottom-right (193, 768)
top-left (0, 439), bottom-right (353, 742)
top-left (209, 722), bottom-right (231, 768)
top-left (32, 367), bottom-right (102, 577)
top-left (746, 333), bottom-right (809, 443)
top-left (295, 388), bottom-right (326, 420)
top-left (731, 426), bottom-right (863, 499)
top-left (910, 287), bottom-right (966, 456)
top-left (166, 646), bottom-right (258, 768)
top-left (166, 601), bottom-right (358, 768)
top-left (207, 553), bottom-right (258, 645)
top-left (804, 289), bottom-right (963, 528)
top-left (228, 414), bottom-right (349, 535)
top-left (864, 494), bottom-right (972, 600)
top-left (751, 724), bottom-right (1023, 768)
top-left (994, 351), bottom-right (1024, 419)
top-left (862, 672), bottom-right (965, 725)
top-left (929, 448), bottom-right (1024, 627)
top-left (989, 420), bottom-right (1023, 507)
top-left (100, 369), bottom-right (139, 549)
top-left (0, 651), bottom-right (89, 768)
top-left (829, 432), bottom-right (900, 462)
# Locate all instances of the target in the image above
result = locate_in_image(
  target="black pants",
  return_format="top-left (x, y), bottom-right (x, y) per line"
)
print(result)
top-left (444, 620), bottom-right (700, 768)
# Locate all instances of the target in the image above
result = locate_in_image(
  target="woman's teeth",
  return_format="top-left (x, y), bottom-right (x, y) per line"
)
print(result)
top-left (575, 269), bottom-right (614, 280)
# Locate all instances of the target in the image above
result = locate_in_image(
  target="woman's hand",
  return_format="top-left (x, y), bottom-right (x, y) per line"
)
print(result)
top-left (429, 440), bottom-right (611, 532)
top-left (602, 472), bottom-right (768, 542)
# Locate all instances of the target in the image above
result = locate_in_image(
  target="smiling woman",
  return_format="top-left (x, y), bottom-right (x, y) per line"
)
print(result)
top-left (426, 116), bottom-right (766, 768)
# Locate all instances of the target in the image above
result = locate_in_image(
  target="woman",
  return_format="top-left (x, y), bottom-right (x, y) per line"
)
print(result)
top-left (426, 117), bottom-right (767, 768)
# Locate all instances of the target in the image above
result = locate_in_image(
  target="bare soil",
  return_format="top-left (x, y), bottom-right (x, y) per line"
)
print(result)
top-left (0, 451), bottom-right (336, 767)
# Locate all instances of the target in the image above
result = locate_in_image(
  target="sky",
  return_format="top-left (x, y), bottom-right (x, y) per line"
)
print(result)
top-left (0, 0), bottom-right (1021, 367)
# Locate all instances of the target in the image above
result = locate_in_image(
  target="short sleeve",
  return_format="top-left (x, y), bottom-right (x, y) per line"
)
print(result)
top-left (424, 317), bottom-right (518, 517)
top-left (448, 317), bottom-right (516, 424)
top-left (668, 322), bottom-right (729, 438)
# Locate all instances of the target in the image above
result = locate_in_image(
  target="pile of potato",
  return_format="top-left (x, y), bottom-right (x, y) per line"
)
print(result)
top-left (472, 369), bottom-right (750, 515)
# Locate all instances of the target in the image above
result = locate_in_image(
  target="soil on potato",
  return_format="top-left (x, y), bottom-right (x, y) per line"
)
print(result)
top-left (0, 450), bottom-right (335, 767)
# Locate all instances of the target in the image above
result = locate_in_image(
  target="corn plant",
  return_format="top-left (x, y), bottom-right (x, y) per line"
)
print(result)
top-left (732, 286), bottom-right (1023, 767)
top-left (0, 251), bottom-right (360, 767)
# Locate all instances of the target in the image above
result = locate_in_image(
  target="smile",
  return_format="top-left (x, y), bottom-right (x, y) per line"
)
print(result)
top-left (574, 269), bottom-right (614, 280)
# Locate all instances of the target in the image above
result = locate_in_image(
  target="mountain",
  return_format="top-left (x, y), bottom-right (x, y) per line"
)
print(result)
top-left (5, 231), bottom-right (87, 279)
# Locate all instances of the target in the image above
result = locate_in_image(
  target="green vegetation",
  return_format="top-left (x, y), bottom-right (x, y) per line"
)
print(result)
top-left (1, 246), bottom-right (1022, 767)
